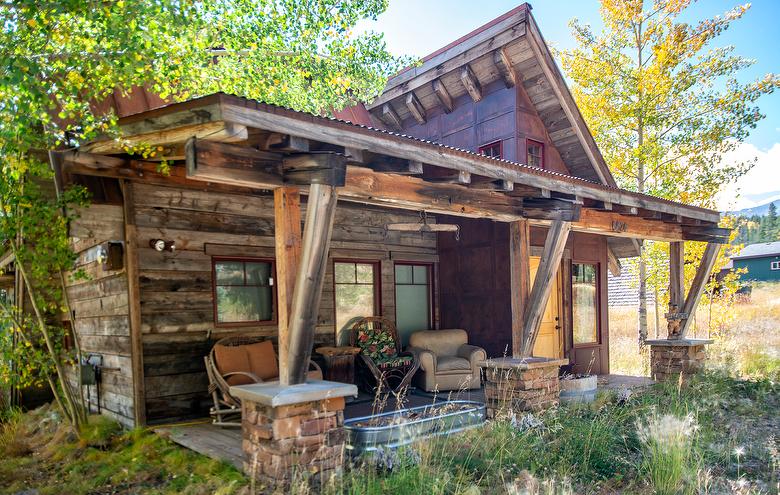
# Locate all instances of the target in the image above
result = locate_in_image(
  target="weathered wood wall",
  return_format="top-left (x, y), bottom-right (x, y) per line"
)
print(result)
top-left (66, 204), bottom-right (135, 427)
top-left (131, 183), bottom-right (438, 422)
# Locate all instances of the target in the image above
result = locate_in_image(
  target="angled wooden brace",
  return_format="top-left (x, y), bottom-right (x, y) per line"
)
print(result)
top-left (678, 243), bottom-right (721, 338)
top-left (520, 220), bottom-right (571, 357)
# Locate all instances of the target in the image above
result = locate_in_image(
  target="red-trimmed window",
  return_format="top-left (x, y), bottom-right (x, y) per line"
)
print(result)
top-left (527, 139), bottom-right (545, 169)
top-left (333, 260), bottom-right (381, 335)
top-left (212, 257), bottom-right (276, 326)
top-left (478, 141), bottom-right (503, 159)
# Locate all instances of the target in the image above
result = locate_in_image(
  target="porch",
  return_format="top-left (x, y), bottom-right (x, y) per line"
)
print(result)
top-left (155, 374), bottom-right (652, 470)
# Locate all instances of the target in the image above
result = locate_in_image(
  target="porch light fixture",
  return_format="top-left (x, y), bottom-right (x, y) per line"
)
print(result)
top-left (385, 211), bottom-right (460, 241)
top-left (149, 239), bottom-right (176, 252)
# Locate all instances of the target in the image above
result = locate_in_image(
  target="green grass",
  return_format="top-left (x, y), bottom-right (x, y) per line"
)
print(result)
top-left (1, 370), bottom-right (777, 494)
top-left (315, 371), bottom-right (776, 494)
top-left (0, 407), bottom-right (246, 495)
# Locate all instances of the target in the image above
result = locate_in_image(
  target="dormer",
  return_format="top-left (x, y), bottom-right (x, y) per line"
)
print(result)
top-left (366, 3), bottom-right (616, 187)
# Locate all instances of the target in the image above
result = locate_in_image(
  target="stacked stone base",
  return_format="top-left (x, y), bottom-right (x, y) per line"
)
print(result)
top-left (649, 342), bottom-right (708, 382)
top-left (241, 396), bottom-right (347, 488)
top-left (482, 359), bottom-right (563, 418)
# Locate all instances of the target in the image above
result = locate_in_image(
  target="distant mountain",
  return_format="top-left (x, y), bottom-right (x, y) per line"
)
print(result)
top-left (729, 196), bottom-right (780, 217)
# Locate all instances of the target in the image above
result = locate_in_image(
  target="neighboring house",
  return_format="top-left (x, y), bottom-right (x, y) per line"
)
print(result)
top-left (731, 241), bottom-right (780, 282)
top-left (6, 3), bottom-right (726, 429)
top-left (606, 258), bottom-right (658, 308)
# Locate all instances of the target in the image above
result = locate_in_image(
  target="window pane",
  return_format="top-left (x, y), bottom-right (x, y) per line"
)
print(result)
top-left (334, 262), bottom-right (355, 283)
top-left (572, 263), bottom-right (598, 344)
top-left (355, 263), bottom-right (375, 284)
top-left (395, 264), bottom-right (412, 284)
top-left (412, 265), bottom-right (428, 284)
top-left (245, 262), bottom-right (272, 285)
top-left (335, 284), bottom-right (375, 333)
top-left (395, 285), bottom-right (429, 346)
top-left (216, 286), bottom-right (273, 323)
top-left (215, 261), bottom-right (244, 285)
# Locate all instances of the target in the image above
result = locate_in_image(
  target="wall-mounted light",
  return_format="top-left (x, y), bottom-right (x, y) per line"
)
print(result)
top-left (149, 239), bottom-right (176, 252)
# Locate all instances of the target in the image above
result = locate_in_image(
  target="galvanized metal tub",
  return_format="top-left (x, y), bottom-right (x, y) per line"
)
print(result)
top-left (344, 400), bottom-right (486, 455)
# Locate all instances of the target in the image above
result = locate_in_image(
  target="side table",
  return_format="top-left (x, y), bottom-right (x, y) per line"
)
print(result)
top-left (315, 346), bottom-right (361, 384)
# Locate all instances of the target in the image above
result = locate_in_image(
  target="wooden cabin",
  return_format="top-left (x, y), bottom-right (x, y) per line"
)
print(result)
top-left (40, 4), bottom-right (725, 428)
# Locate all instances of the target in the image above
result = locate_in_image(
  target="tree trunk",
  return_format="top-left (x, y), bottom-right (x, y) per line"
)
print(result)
top-left (635, 20), bottom-right (648, 344)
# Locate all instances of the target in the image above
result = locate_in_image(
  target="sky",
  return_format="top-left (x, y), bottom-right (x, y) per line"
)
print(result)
top-left (359, 0), bottom-right (780, 211)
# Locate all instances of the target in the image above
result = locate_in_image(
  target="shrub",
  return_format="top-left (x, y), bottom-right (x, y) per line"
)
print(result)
top-left (636, 410), bottom-right (700, 495)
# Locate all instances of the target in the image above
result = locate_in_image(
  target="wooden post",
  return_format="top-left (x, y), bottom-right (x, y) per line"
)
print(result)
top-left (283, 184), bottom-right (339, 385)
top-left (120, 180), bottom-right (146, 426)
top-left (273, 187), bottom-right (302, 381)
top-left (520, 220), bottom-right (571, 357)
top-left (510, 220), bottom-right (531, 358)
top-left (669, 242), bottom-right (685, 312)
top-left (679, 243), bottom-right (720, 338)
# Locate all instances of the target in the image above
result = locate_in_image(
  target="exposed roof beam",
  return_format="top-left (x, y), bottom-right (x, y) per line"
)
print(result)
top-left (81, 121), bottom-right (247, 155)
top-left (460, 65), bottom-right (483, 102)
top-left (367, 7), bottom-right (528, 109)
top-left (494, 47), bottom-right (517, 87)
top-left (185, 137), bottom-right (283, 189)
top-left (405, 92), bottom-right (427, 124)
top-left (346, 148), bottom-right (423, 175)
top-left (432, 79), bottom-right (454, 113)
top-left (471, 178), bottom-right (514, 192)
top-left (381, 103), bottom-right (402, 130)
top-left (58, 147), bottom-right (724, 243)
top-left (424, 170), bottom-right (471, 185)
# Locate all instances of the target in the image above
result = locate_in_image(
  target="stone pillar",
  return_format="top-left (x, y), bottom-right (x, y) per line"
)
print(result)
top-left (481, 357), bottom-right (568, 418)
top-left (646, 339), bottom-right (713, 382)
top-left (231, 380), bottom-right (357, 490)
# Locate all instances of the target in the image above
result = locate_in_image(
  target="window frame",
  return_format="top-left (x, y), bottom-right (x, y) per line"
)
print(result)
top-left (478, 140), bottom-right (503, 159)
top-left (771, 260), bottom-right (780, 270)
top-left (571, 261), bottom-right (601, 347)
top-left (393, 261), bottom-right (435, 331)
top-left (332, 259), bottom-right (382, 334)
top-left (526, 139), bottom-right (545, 169)
top-left (211, 256), bottom-right (277, 328)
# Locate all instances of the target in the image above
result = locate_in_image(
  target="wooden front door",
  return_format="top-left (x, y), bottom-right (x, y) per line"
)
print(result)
top-left (529, 256), bottom-right (562, 358)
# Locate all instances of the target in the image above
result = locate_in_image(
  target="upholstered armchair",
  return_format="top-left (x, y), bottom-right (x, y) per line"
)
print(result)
top-left (407, 329), bottom-right (486, 392)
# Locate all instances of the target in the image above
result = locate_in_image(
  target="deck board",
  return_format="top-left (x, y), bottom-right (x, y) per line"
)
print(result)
top-left (155, 422), bottom-right (243, 470)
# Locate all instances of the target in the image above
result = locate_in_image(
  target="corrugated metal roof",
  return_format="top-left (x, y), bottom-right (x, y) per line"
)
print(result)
top-left (732, 241), bottom-right (780, 260)
top-left (215, 94), bottom-right (719, 219)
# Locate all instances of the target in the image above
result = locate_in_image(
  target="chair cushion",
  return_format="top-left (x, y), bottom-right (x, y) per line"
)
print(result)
top-left (356, 327), bottom-right (398, 362)
top-left (246, 340), bottom-right (279, 381)
top-left (409, 329), bottom-right (468, 357)
top-left (214, 344), bottom-right (254, 386)
top-left (375, 355), bottom-right (414, 369)
top-left (437, 356), bottom-right (472, 372)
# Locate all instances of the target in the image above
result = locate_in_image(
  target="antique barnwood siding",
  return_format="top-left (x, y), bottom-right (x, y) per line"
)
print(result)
top-left (130, 183), bottom-right (437, 422)
top-left (66, 203), bottom-right (135, 426)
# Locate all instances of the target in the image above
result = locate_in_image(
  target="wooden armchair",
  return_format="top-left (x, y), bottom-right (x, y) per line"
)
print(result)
top-left (204, 335), bottom-right (322, 427)
top-left (350, 317), bottom-right (420, 395)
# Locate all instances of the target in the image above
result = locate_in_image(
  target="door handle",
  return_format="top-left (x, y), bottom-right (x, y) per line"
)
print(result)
top-left (555, 325), bottom-right (561, 330)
